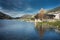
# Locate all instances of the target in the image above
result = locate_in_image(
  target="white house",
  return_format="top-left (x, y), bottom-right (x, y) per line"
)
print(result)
top-left (54, 13), bottom-right (60, 19)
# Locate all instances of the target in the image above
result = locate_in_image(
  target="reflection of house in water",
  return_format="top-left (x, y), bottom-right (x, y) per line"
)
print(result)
top-left (34, 8), bottom-right (47, 38)
top-left (34, 8), bottom-right (56, 39)
top-left (34, 8), bottom-right (60, 39)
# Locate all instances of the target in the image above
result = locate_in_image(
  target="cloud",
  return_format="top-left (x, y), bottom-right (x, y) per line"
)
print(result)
top-left (0, 8), bottom-right (39, 17)
top-left (0, 8), bottom-right (38, 17)
top-left (0, 0), bottom-right (59, 17)
top-left (0, 0), bottom-right (35, 17)
top-left (0, 0), bottom-right (60, 11)
top-left (0, 0), bottom-right (31, 11)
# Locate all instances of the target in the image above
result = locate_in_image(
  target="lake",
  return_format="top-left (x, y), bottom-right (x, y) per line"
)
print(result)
top-left (0, 20), bottom-right (60, 40)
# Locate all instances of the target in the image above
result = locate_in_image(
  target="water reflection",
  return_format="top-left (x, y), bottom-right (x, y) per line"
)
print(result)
top-left (35, 22), bottom-right (60, 40)
top-left (0, 20), bottom-right (60, 40)
top-left (0, 20), bottom-right (40, 40)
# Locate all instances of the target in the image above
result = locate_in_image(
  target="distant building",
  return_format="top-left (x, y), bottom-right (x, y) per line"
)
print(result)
top-left (54, 13), bottom-right (60, 19)
top-left (34, 8), bottom-right (45, 22)
top-left (54, 14), bottom-right (59, 19)
top-left (35, 8), bottom-right (46, 19)
top-left (47, 11), bottom-right (60, 20)
top-left (44, 14), bottom-right (55, 19)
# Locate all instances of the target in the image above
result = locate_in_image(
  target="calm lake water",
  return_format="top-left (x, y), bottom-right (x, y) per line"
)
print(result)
top-left (0, 20), bottom-right (60, 40)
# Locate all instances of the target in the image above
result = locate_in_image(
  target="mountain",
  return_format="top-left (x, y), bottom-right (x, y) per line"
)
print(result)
top-left (15, 14), bottom-right (33, 19)
top-left (0, 12), bottom-right (13, 19)
top-left (47, 6), bottom-right (60, 13)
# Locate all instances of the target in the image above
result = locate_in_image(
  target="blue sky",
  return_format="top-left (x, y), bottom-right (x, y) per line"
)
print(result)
top-left (0, 0), bottom-right (60, 17)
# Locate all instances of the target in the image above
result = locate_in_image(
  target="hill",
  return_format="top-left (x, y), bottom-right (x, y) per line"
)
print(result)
top-left (0, 12), bottom-right (13, 19)
top-left (47, 6), bottom-right (60, 13)
top-left (15, 14), bottom-right (33, 19)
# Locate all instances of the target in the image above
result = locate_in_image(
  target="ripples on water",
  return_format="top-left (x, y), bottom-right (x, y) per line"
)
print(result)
top-left (0, 20), bottom-right (60, 40)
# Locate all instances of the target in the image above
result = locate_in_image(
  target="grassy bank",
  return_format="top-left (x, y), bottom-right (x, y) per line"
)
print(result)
top-left (37, 21), bottom-right (60, 28)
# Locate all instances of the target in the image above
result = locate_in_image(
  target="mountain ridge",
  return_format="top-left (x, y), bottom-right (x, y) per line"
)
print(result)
top-left (0, 12), bottom-right (13, 19)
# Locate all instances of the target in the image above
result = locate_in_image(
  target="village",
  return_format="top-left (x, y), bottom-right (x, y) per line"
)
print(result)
top-left (34, 8), bottom-right (60, 34)
top-left (35, 8), bottom-right (60, 22)
top-left (20, 8), bottom-right (60, 22)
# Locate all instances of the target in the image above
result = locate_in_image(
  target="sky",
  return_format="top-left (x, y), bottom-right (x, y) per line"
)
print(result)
top-left (0, 0), bottom-right (60, 17)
